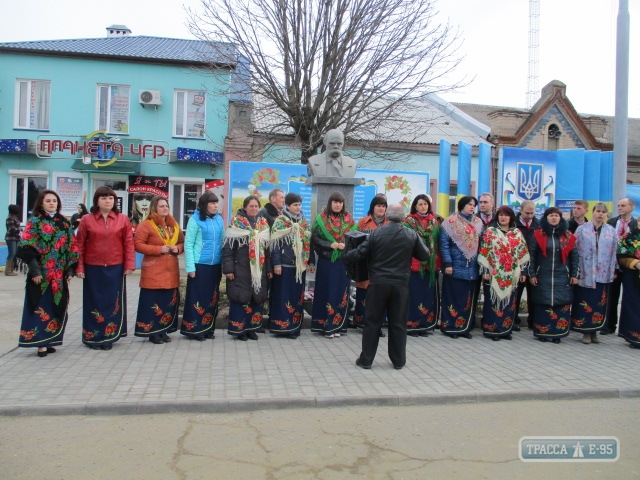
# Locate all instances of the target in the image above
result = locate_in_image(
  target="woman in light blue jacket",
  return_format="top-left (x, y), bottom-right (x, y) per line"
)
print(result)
top-left (181, 191), bottom-right (224, 341)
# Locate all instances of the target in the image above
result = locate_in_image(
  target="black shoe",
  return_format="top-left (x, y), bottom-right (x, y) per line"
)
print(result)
top-left (600, 330), bottom-right (612, 335)
top-left (552, 339), bottom-right (561, 344)
top-left (630, 343), bottom-right (640, 349)
top-left (192, 336), bottom-right (206, 341)
top-left (246, 331), bottom-right (259, 341)
top-left (286, 334), bottom-right (298, 340)
top-left (256, 328), bottom-right (265, 333)
top-left (504, 335), bottom-right (512, 340)
top-left (448, 334), bottom-right (459, 339)
top-left (355, 358), bottom-right (371, 369)
top-left (205, 332), bottom-right (215, 339)
top-left (162, 333), bottom-right (171, 343)
top-left (37, 350), bottom-right (47, 357)
top-left (513, 324), bottom-right (521, 332)
top-left (100, 345), bottom-right (112, 350)
top-left (235, 333), bottom-right (248, 341)
top-left (418, 331), bottom-right (430, 337)
top-left (407, 332), bottom-right (419, 337)
top-left (393, 364), bottom-right (404, 370)
top-left (149, 335), bottom-right (163, 344)
top-left (461, 333), bottom-right (472, 339)
top-left (537, 337), bottom-right (547, 342)
top-left (378, 329), bottom-right (386, 338)
top-left (46, 347), bottom-right (56, 353)
top-left (491, 337), bottom-right (500, 341)
top-left (87, 345), bottom-right (101, 350)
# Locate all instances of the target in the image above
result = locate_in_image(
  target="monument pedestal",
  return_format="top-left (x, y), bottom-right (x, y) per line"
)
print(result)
top-left (306, 176), bottom-right (361, 219)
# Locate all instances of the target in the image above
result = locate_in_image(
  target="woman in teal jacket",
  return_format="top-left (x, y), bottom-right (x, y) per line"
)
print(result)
top-left (181, 191), bottom-right (224, 341)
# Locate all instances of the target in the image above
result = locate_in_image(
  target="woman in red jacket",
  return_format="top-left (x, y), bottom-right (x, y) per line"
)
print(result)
top-left (76, 186), bottom-right (135, 350)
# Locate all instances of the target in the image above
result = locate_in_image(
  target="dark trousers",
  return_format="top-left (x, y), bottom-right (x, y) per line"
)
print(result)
top-left (515, 276), bottom-right (535, 327)
top-left (605, 273), bottom-right (623, 333)
top-left (359, 283), bottom-right (408, 368)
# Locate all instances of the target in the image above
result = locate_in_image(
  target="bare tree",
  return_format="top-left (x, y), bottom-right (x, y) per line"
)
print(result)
top-left (187, 0), bottom-right (466, 164)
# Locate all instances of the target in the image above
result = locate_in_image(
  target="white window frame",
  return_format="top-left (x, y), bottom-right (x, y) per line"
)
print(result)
top-left (14, 79), bottom-right (51, 130)
top-left (173, 89), bottom-right (206, 139)
top-left (96, 84), bottom-right (131, 134)
top-left (9, 169), bottom-right (49, 223)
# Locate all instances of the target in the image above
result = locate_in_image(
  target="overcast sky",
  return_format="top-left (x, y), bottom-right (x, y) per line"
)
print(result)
top-left (1, 0), bottom-right (638, 117)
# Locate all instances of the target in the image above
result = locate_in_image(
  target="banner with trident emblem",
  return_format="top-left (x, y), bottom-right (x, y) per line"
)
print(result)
top-left (500, 148), bottom-right (556, 216)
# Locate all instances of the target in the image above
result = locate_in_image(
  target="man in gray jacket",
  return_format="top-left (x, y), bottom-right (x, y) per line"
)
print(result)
top-left (343, 204), bottom-right (430, 370)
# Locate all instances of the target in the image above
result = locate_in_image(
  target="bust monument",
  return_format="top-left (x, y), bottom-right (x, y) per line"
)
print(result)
top-left (307, 129), bottom-right (356, 178)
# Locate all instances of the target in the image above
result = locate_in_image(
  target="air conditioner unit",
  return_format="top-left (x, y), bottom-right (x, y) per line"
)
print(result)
top-left (139, 89), bottom-right (162, 106)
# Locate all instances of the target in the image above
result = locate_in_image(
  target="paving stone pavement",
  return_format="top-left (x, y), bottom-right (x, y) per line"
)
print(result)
top-left (0, 272), bottom-right (639, 416)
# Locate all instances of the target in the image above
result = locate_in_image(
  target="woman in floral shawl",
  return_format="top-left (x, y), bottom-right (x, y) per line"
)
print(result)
top-left (571, 203), bottom-right (618, 344)
top-left (310, 191), bottom-right (355, 338)
top-left (269, 193), bottom-right (315, 339)
top-left (616, 224), bottom-right (640, 349)
top-left (404, 194), bottom-right (440, 337)
top-left (528, 207), bottom-right (579, 344)
top-left (223, 195), bottom-right (272, 341)
top-left (17, 190), bottom-right (79, 357)
top-left (134, 196), bottom-right (184, 344)
top-left (440, 196), bottom-right (483, 339)
top-left (477, 206), bottom-right (529, 341)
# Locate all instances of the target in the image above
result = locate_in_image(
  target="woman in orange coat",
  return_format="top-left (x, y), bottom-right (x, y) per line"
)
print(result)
top-left (134, 196), bottom-right (184, 344)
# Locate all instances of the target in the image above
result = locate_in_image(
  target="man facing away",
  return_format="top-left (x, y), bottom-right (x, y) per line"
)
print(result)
top-left (307, 129), bottom-right (357, 178)
top-left (603, 197), bottom-right (638, 335)
top-left (568, 199), bottom-right (589, 233)
top-left (342, 204), bottom-right (430, 370)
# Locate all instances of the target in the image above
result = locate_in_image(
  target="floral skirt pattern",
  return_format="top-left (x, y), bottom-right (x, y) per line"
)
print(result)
top-left (19, 286), bottom-right (69, 348)
top-left (619, 269), bottom-right (640, 347)
top-left (269, 268), bottom-right (305, 335)
top-left (481, 283), bottom-right (516, 337)
top-left (440, 276), bottom-right (476, 335)
top-left (135, 288), bottom-right (180, 337)
top-left (532, 303), bottom-right (571, 339)
top-left (408, 271), bottom-right (439, 333)
top-left (571, 283), bottom-right (608, 332)
top-left (82, 264), bottom-right (127, 346)
top-left (228, 301), bottom-right (263, 336)
top-left (181, 264), bottom-right (221, 338)
top-left (311, 256), bottom-right (350, 335)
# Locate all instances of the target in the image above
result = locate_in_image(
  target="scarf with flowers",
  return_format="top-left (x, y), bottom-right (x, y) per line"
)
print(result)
top-left (18, 213), bottom-right (80, 305)
top-left (441, 212), bottom-right (483, 261)
top-left (313, 210), bottom-right (356, 262)
top-left (147, 212), bottom-right (180, 246)
top-left (404, 213), bottom-right (439, 285)
top-left (478, 227), bottom-right (530, 310)
top-left (270, 209), bottom-right (311, 283)
top-left (224, 211), bottom-right (271, 293)
top-left (617, 228), bottom-right (640, 288)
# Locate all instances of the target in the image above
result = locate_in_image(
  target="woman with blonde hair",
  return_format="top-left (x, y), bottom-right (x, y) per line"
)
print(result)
top-left (134, 196), bottom-right (184, 344)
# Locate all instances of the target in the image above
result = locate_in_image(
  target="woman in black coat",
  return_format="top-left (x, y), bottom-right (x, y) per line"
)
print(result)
top-left (528, 207), bottom-right (579, 344)
top-left (223, 195), bottom-right (272, 341)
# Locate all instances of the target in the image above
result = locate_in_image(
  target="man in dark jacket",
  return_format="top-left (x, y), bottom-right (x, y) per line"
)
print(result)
top-left (258, 188), bottom-right (285, 227)
top-left (603, 197), bottom-right (638, 334)
top-left (342, 204), bottom-right (430, 370)
top-left (515, 200), bottom-right (540, 330)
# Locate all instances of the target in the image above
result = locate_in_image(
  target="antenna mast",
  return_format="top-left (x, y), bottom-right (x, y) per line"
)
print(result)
top-left (526, 0), bottom-right (540, 108)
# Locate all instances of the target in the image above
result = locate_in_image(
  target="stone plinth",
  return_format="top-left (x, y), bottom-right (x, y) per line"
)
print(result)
top-left (306, 176), bottom-right (362, 219)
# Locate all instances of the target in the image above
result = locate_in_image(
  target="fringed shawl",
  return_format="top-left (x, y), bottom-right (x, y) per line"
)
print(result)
top-left (442, 212), bottom-right (483, 261)
top-left (270, 212), bottom-right (311, 283)
top-left (224, 213), bottom-right (270, 293)
top-left (478, 227), bottom-right (530, 311)
top-left (404, 213), bottom-right (439, 285)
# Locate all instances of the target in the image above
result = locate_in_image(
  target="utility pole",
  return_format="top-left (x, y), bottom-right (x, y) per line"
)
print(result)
top-left (613, 0), bottom-right (629, 199)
